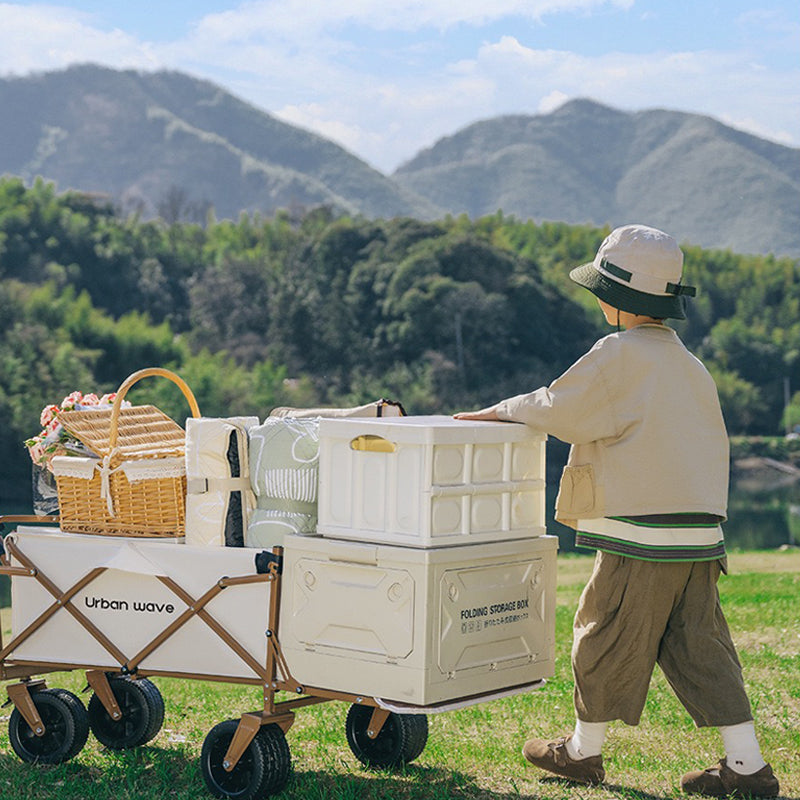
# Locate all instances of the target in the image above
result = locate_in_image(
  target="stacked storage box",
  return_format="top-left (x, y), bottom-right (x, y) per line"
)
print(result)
top-left (316, 415), bottom-right (546, 546)
top-left (279, 415), bottom-right (557, 706)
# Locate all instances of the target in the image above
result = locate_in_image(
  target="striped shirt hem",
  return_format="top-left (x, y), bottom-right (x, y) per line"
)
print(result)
top-left (576, 516), bottom-right (726, 562)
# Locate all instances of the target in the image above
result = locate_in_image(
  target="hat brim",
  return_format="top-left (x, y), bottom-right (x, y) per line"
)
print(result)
top-left (569, 263), bottom-right (687, 320)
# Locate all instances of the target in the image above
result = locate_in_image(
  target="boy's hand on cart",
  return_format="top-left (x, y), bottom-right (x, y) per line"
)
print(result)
top-left (453, 407), bottom-right (500, 421)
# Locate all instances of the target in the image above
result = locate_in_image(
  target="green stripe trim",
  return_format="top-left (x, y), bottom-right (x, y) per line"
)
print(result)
top-left (666, 281), bottom-right (697, 297)
top-left (576, 542), bottom-right (722, 563)
top-left (575, 532), bottom-right (725, 562)
top-left (608, 515), bottom-right (720, 529)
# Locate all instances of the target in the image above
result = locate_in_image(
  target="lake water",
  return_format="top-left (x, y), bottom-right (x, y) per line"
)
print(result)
top-left (725, 477), bottom-right (800, 550)
top-left (548, 479), bottom-right (800, 553)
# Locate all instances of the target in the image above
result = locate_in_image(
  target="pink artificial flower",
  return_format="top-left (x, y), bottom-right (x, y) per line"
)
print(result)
top-left (40, 404), bottom-right (60, 427)
top-left (61, 391), bottom-right (83, 409)
top-left (27, 440), bottom-right (45, 465)
top-left (28, 388), bottom-right (124, 471)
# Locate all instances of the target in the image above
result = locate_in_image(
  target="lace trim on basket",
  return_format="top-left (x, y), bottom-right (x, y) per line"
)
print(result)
top-left (52, 455), bottom-right (185, 481)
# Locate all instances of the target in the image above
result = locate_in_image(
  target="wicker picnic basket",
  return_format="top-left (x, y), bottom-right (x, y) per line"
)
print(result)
top-left (52, 368), bottom-right (201, 537)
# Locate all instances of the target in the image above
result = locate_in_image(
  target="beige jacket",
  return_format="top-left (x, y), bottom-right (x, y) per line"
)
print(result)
top-left (494, 324), bottom-right (729, 528)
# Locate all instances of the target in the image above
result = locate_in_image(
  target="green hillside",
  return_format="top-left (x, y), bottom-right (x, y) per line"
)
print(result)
top-left (0, 64), bottom-right (440, 221)
top-left (394, 99), bottom-right (800, 257)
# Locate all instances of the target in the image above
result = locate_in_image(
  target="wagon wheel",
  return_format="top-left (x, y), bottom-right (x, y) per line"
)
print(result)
top-left (88, 676), bottom-right (165, 750)
top-left (201, 720), bottom-right (291, 799)
top-left (345, 705), bottom-right (428, 769)
top-left (8, 688), bottom-right (90, 765)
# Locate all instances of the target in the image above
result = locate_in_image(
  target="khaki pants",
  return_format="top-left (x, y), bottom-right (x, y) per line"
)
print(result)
top-left (572, 551), bottom-right (753, 727)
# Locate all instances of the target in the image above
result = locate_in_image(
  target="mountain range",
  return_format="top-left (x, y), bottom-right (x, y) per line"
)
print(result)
top-left (1, 64), bottom-right (798, 256)
top-left (0, 64), bottom-right (438, 222)
top-left (394, 100), bottom-right (800, 257)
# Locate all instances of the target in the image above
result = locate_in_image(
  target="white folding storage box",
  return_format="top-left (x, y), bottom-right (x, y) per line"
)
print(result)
top-left (317, 415), bottom-right (546, 547)
top-left (279, 533), bottom-right (557, 706)
top-left (7, 528), bottom-right (271, 681)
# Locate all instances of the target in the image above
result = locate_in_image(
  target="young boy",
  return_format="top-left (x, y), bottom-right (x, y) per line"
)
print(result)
top-left (455, 224), bottom-right (779, 797)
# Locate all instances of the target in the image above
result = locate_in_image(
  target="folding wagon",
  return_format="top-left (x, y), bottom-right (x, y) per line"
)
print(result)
top-left (2, 367), bottom-right (557, 798)
top-left (0, 516), bottom-right (557, 799)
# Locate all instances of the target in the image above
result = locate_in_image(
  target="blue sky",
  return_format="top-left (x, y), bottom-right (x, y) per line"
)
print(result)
top-left (1, 1), bottom-right (798, 171)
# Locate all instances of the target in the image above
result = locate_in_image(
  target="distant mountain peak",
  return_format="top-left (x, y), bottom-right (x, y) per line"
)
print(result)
top-left (0, 64), bottom-right (441, 221)
top-left (394, 99), bottom-right (800, 256)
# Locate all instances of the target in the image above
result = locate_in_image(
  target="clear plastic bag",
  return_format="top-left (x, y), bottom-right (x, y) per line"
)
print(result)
top-left (32, 463), bottom-right (59, 516)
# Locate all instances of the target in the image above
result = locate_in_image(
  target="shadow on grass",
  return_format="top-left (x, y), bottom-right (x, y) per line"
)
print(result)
top-left (0, 745), bottom-right (204, 800)
top-left (0, 747), bottom-right (558, 800)
top-left (536, 776), bottom-right (684, 800)
top-left (292, 763), bottom-right (532, 799)
top-left (603, 784), bottom-right (680, 800)
top-left (3, 747), bottom-right (738, 800)
top-left (1, 750), bottom-right (538, 800)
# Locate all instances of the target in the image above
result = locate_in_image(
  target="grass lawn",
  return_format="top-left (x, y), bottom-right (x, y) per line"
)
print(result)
top-left (1, 549), bottom-right (798, 799)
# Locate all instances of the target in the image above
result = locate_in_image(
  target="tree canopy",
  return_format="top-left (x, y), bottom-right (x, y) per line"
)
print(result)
top-left (2, 176), bottom-right (798, 500)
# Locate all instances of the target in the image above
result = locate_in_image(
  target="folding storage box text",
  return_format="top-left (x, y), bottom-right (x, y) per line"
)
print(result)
top-left (279, 533), bottom-right (557, 706)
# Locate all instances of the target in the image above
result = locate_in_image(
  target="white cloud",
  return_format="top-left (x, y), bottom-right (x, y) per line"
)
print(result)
top-left (539, 90), bottom-right (570, 113)
top-left (463, 36), bottom-right (800, 151)
top-left (717, 114), bottom-right (797, 147)
top-left (187, 0), bottom-right (634, 36)
top-left (0, 5), bottom-right (159, 73)
top-left (276, 102), bottom-right (384, 159)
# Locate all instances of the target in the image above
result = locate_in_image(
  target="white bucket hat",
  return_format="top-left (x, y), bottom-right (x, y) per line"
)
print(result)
top-left (569, 224), bottom-right (696, 319)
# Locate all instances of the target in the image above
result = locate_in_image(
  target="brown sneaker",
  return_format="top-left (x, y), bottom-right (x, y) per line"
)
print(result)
top-left (522, 734), bottom-right (605, 785)
top-left (681, 759), bottom-right (780, 797)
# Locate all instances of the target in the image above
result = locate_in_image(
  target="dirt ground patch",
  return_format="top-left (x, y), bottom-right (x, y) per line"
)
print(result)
top-left (734, 626), bottom-right (800, 657)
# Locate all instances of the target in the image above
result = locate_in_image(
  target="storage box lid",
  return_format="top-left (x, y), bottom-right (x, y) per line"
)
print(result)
top-left (319, 414), bottom-right (544, 446)
top-left (283, 532), bottom-right (558, 564)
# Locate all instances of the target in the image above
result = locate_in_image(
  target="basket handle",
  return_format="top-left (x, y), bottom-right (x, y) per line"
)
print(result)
top-left (108, 368), bottom-right (201, 450)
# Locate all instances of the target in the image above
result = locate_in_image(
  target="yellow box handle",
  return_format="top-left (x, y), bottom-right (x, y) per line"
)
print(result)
top-left (350, 435), bottom-right (396, 453)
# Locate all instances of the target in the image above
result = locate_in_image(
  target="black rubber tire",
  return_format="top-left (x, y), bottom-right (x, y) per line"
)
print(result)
top-left (201, 719), bottom-right (291, 799)
top-left (88, 676), bottom-right (165, 750)
top-left (8, 688), bottom-right (90, 765)
top-left (345, 705), bottom-right (428, 769)
top-left (254, 725), bottom-right (292, 797)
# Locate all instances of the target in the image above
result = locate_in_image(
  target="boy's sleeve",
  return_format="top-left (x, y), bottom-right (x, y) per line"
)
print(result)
top-left (494, 342), bottom-right (620, 445)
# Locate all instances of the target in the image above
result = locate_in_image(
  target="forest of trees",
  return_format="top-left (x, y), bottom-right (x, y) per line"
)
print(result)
top-left (2, 176), bottom-right (800, 502)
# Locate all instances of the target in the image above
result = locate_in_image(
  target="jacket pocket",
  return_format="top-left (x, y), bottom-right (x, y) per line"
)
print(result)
top-left (556, 464), bottom-right (598, 520)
